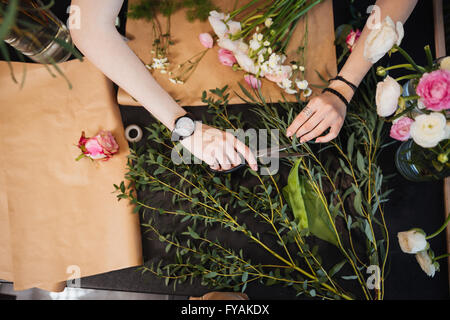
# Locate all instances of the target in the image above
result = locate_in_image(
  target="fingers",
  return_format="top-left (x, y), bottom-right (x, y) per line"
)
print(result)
top-left (294, 112), bottom-right (324, 140)
top-left (232, 134), bottom-right (258, 171)
top-left (286, 102), bottom-right (317, 138)
top-left (315, 125), bottom-right (341, 143)
top-left (299, 121), bottom-right (331, 143)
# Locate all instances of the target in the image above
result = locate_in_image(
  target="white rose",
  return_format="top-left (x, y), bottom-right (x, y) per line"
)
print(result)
top-left (375, 76), bottom-right (401, 117)
top-left (397, 229), bottom-right (428, 254)
top-left (218, 38), bottom-right (239, 52)
top-left (234, 52), bottom-right (259, 75)
top-left (364, 16), bottom-right (404, 64)
top-left (410, 113), bottom-right (449, 148)
top-left (415, 250), bottom-right (437, 277)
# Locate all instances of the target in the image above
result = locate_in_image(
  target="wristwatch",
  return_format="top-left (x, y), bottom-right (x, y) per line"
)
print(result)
top-left (171, 112), bottom-right (197, 142)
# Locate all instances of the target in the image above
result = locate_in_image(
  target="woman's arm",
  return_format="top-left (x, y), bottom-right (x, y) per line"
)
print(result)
top-left (286, 0), bottom-right (418, 143)
top-left (69, 0), bottom-right (257, 171)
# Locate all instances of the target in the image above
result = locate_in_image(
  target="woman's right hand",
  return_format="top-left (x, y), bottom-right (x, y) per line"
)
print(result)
top-left (180, 122), bottom-right (258, 172)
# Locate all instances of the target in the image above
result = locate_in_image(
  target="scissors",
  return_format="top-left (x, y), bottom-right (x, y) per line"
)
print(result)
top-left (209, 142), bottom-right (307, 174)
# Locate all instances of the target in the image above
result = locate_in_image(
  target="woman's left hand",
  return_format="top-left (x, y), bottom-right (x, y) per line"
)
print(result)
top-left (286, 82), bottom-right (352, 143)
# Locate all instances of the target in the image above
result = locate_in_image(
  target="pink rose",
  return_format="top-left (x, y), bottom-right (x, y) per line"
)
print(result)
top-left (390, 117), bottom-right (414, 141)
top-left (416, 69), bottom-right (450, 111)
top-left (77, 130), bottom-right (119, 161)
top-left (199, 33), bottom-right (214, 49)
top-left (218, 48), bottom-right (237, 67)
top-left (346, 29), bottom-right (361, 52)
top-left (244, 74), bottom-right (261, 89)
top-left (96, 130), bottom-right (119, 156)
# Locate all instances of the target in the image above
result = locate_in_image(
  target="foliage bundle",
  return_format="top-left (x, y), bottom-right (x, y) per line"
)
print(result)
top-left (116, 69), bottom-right (393, 300)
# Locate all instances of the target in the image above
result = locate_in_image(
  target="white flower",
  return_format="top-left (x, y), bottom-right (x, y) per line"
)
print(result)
top-left (151, 58), bottom-right (169, 70)
top-left (410, 112), bottom-right (449, 148)
top-left (256, 33), bottom-right (263, 42)
top-left (415, 250), bottom-right (437, 277)
top-left (277, 78), bottom-right (297, 95)
top-left (375, 76), bottom-right (401, 117)
top-left (249, 38), bottom-right (261, 51)
top-left (265, 18), bottom-right (273, 28)
top-left (397, 229), bottom-right (428, 254)
top-left (218, 38), bottom-right (239, 52)
top-left (440, 56), bottom-right (450, 71)
top-left (208, 11), bottom-right (228, 38)
top-left (263, 41), bottom-right (270, 47)
top-left (299, 66), bottom-right (305, 72)
top-left (303, 88), bottom-right (312, 98)
top-left (226, 20), bottom-right (241, 36)
top-left (258, 53), bottom-right (265, 64)
top-left (296, 79), bottom-right (309, 90)
top-left (268, 48), bottom-right (273, 54)
top-left (364, 16), bottom-right (404, 64)
top-left (234, 52), bottom-right (259, 75)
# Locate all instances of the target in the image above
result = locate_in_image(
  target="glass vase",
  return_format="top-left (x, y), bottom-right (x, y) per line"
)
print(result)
top-left (395, 140), bottom-right (450, 182)
top-left (2, 0), bottom-right (73, 64)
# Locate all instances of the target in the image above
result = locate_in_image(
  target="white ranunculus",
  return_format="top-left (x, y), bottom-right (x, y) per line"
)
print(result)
top-left (375, 76), bottom-right (401, 117)
top-left (410, 113), bottom-right (449, 148)
top-left (234, 52), bottom-right (259, 75)
top-left (415, 250), bottom-right (437, 277)
top-left (208, 11), bottom-right (228, 38)
top-left (439, 56), bottom-right (450, 71)
top-left (364, 16), bottom-right (404, 64)
top-left (397, 229), bottom-right (428, 254)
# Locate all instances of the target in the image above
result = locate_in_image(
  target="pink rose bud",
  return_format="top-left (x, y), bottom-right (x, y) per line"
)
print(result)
top-left (218, 48), bottom-right (237, 67)
top-left (416, 69), bottom-right (450, 111)
top-left (389, 117), bottom-right (414, 141)
top-left (244, 74), bottom-right (261, 89)
top-left (199, 33), bottom-right (214, 49)
top-left (346, 29), bottom-right (361, 52)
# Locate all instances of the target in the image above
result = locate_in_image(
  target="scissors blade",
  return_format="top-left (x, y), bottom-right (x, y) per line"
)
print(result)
top-left (256, 143), bottom-right (303, 158)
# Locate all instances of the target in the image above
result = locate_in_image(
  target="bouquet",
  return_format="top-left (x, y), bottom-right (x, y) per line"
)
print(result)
top-left (76, 130), bottom-right (119, 161)
top-left (364, 16), bottom-right (450, 179)
top-left (205, 0), bottom-right (321, 95)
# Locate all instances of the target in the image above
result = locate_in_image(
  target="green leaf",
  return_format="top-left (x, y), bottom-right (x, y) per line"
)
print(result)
top-left (283, 159), bottom-right (338, 246)
top-left (0, 0), bottom-right (18, 42)
top-left (329, 260), bottom-right (346, 277)
top-left (204, 272), bottom-right (217, 278)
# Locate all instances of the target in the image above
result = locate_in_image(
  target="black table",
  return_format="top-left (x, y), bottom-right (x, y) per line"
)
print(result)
top-left (3, 0), bottom-right (449, 299)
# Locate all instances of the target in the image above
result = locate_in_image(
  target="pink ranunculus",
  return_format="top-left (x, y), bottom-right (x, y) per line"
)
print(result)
top-left (199, 33), bottom-right (214, 49)
top-left (416, 69), bottom-right (450, 111)
top-left (346, 29), bottom-right (361, 52)
top-left (218, 48), bottom-right (237, 67)
top-left (244, 74), bottom-right (261, 89)
top-left (390, 117), bottom-right (414, 141)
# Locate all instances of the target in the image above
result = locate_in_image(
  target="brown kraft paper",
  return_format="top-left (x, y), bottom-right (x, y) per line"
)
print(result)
top-left (0, 59), bottom-right (142, 291)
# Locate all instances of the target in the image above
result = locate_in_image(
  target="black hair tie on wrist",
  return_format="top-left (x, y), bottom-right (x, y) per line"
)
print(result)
top-left (322, 88), bottom-right (350, 108)
top-left (329, 76), bottom-right (358, 92)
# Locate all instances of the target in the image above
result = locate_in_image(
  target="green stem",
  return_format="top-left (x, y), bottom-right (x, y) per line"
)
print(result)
top-left (426, 214), bottom-right (450, 240)
top-left (434, 253), bottom-right (450, 261)
top-left (395, 74), bottom-right (421, 82)
top-left (393, 45), bottom-right (426, 74)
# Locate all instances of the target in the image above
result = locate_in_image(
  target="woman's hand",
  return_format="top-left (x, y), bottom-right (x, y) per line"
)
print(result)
top-left (286, 82), bottom-right (353, 143)
top-left (181, 122), bottom-right (258, 172)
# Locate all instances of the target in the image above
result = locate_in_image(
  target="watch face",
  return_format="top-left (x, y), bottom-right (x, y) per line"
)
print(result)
top-left (175, 117), bottom-right (195, 137)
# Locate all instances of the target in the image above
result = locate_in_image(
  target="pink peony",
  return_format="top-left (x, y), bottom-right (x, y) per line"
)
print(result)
top-left (199, 33), bottom-right (214, 49)
top-left (390, 117), bottom-right (414, 141)
top-left (346, 29), bottom-right (361, 52)
top-left (244, 74), bottom-right (261, 89)
top-left (416, 69), bottom-right (450, 111)
top-left (77, 130), bottom-right (119, 161)
top-left (218, 48), bottom-right (237, 67)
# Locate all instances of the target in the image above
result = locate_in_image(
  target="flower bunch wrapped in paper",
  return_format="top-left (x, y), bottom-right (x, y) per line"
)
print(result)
top-left (206, 0), bottom-right (321, 95)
